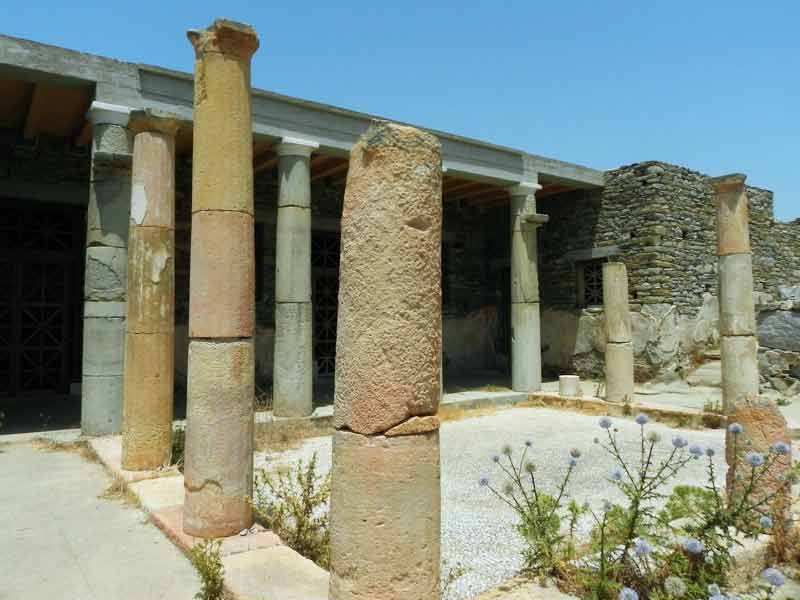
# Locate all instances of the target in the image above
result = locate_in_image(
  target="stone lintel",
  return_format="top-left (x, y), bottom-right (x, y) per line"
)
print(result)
top-left (128, 109), bottom-right (182, 137)
top-left (187, 19), bottom-right (259, 60)
top-left (87, 101), bottom-right (132, 127)
top-left (709, 173), bottom-right (747, 193)
top-left (276, 137), bottom-right (319, 157)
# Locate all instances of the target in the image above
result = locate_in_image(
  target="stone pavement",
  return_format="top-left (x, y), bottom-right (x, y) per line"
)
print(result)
top-left (0, 440), bottom-right (200, 600)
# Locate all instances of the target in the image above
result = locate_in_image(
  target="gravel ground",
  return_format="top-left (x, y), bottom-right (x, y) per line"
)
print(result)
top-left (254, 407), bottom-right (726, 600)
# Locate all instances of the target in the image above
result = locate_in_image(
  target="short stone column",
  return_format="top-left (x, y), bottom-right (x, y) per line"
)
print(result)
top-left (603, 261), bottom-right (634, 403)
top-left (711, 174), bottom-right (791, 500)
top-left (273, 138), bottom-right (318, 417)
top-left (509, 183), bottom-right (548, 393)
top-left (329, 122), bottom-right (442, 600)
top-left (183, 19), bottom-right (259, 538)
top-left (81, 101), bottom-right (132, 436)
top-left (121, 110), bottom-right (179, 471)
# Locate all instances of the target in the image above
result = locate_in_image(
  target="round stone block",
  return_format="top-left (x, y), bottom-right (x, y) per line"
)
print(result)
top-left (714, 182), bottom-right (751, 255)
top-left (559, 375), bottom-right (582, 397)
top-left (603, 262), bottom-right (632, 343)
top-left (718, 252), bottom-right (756, 336)
top-left (510, 227), bottom-right (539, 304)
top-left (329, 430), bottom-right (440, 600)
top-left (87, 171), bottom-right (131, 249)
top-left (275, 206), bottom-right (311, 303)
top-left (122, 332), bottom-right (174, 471)
top-left (273, 302), bottom-right (313, 417)
top-left (511, 302), bottom-right (542, 392)
top-left (126, 227), bottom-right (174, 334)
top-left (277, 153), bottom-right (312, 209)
top-left (82, 313), bottom-right (125, 376)
top-left (130, 129), bottom-right (176, 228)
top-left (334, 122), bottom-right (442, 435)
top-left (85, 246), bottom-right (127, 302)
top-left (189, 210), bottom-right (254, 339)
top-left (184, 339), bottom-right (254, 537)
top-left (605, 341), bottom-right (634, 403)
top-left (721, 335), bottom-right (759, 411)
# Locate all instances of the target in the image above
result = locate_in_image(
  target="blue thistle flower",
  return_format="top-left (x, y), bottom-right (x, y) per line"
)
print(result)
top-left (602, 500), bottom-right (613, 512)
top-left (771, 441), bottom-right (791, 456)
top-left (672, 435), bottom-right (688, 449)
top-left (610, 468), bottom-right (623, 482)
top-left (760, 515), bottom-right (773, 529)
top-left (478, 476), bottom-right (489, 488)
top-left (570, 448), bottom-right (582, 459)
top-left (491, 454), bottom-right (500, 464)
top-left (524, 439), bottom-right (533, 448)
top-left (618, 587), bottom-right (638, 600)
top-left (745, 452), bottom-right (765, 467)
top-left (635, 413), bottom-right (649, 426)
top-left (633, 538), bottom-right (653, 557)
top-left (762, 567), bottom-right (786, 587)
top-left (568, 457), bottom-right (578, 468)
top-left (728, 422), bottom-right (743, 435)
top-left (705, 447), bottom-right (716, 458)
top-left (689, 445), bottom-right (703, 457)
top-left (682, 538), bottom-right (703, 554)
top-left (599, 417), bottom-right (613, 429)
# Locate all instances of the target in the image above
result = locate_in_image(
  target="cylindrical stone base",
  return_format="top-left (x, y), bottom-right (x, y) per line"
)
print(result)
top-left (329, 430), bottom-right (440, 600)
top-left (511, 302), bottom-right (542, 393)
top-left (559, 375), bottom-right (582, 397)
top-left (718, 253), bottom-right (756, 336)
top-left (184, 339), bottom-right (254, 537)
top-left (605, 341), bottom-right (634, 403)
top-left (720, 335), bottom-right (759, 412)
top-left (273, 302), bottom-right (313, 417)
top-left (122, 332), bottom-right (174, 470)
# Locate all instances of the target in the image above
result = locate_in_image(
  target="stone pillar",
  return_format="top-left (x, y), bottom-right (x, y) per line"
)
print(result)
top-left (509, 183), bottom-right (548, 393)
top-left (273, 138), bottom-right (318, 417)
top-left (711, 174), bottom-right (791, 502)
top-left (603, 262), bottom-right (634, 403)
top-left (329, 122), bottom-right (442, 600)
top-left (121, 110), bottom-right (179, 471)
top-left (81, 102), bottom-right (132, 436)
top-left (183, 19), bottom-right (259, 538)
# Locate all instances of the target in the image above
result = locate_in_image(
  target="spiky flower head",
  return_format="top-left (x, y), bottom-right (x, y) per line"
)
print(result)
top-left (524, 439), bottom-right (533, 448)
top-left (501, 444), bottom-right (512, 456)
top-left (610, 468), bottom-right (623, 482)
top-left (705, 447), bottom-right (716, 458)
top-left (762, 567), bottom-right (786, 587)
top-left (760, 515), bottom-right (773, 529)
top-left (602, 500), bottom-right (613, 512)
top-left (491, 454), bottom-right (500, 464)
top-left (646, 431), bottom-right (661, 443)
top-left (635, 413), bottom-right (649, 426)
top-left (503, 482), bottom-right (514, 496)
top-left (745, 452), bottom-right (765, 467)
top-left (682, 537), bottom-right (703, 554)
top-left (672, 435), bottom-right (689, 449)
top-left (689, 445), bottom-right (704, 457)
top-left (478, 476), bottom-right (489, 488)
top-left (599, 417), bottom-right (613, 429)
top-left (771, 441), bottom-right (791, 456)
top-left (524, 461), bottom-right (536, 474)
top-left (664, 576), bottom-right (687, 597)
top-left (728, 422), bottom-right (743, 435)
top-left (568, 457), bottom-right (578, 468)
top-left (633, 538), bottom-right (653, 557)
top-left (570, 448), bottom-right (582, 459)
top-left (618, 587), bottom-right (638, 600)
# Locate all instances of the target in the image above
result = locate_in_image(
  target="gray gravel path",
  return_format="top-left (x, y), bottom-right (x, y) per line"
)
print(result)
top-left (254, 407), bottom-right (726, 600)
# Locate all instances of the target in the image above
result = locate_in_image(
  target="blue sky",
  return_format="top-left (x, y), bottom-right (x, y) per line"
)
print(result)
top-left (6, 1), bottom-right (799, 219)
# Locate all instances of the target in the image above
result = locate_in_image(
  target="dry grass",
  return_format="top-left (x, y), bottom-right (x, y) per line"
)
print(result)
top-left (98, 475), bottom-right (140, 506)
top-left (255, 417), bottom-right (333, 453)
top-left (438, 405), bottom-right (503, 423)
top-left (33, 438), bottom-right (99, 463)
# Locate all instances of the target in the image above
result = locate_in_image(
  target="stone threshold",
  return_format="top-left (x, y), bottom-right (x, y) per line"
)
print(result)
top-left (86, 435), bottom-right (329, 600)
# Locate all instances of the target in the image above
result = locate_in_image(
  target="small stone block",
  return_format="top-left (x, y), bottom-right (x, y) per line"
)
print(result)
top-left (385, 415), bottom-right (440, 436)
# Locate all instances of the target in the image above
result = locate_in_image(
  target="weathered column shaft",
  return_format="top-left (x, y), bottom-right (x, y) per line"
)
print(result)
top-left (509, 185), bottom-right (547, 393)
top-left (82, 102), bottom-right (132, 436)
top-left (603, 261), bottom-right (634, 403)
top-left (273, 140), bottom-right (316, 417)
top-left (183, 19), bottom-right (259, 538)
top-left (121, 111), bottom-right (179, 471)
top-left (329, 122), bottom-right (442, 600)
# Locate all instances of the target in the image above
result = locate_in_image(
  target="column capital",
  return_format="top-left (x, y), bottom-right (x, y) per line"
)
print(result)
top-left (128, 109), bottom-right (182, 137)
top-left (709, 173), bottom-right (747, 193)
top-left (87, 101), bottom-right (132, 127)
top-left (507, 181), bottom-right (542, 197)
top-left (187, 19), bottom-right (259, 61)
top-left (276, 137), bottom-right (320, 158)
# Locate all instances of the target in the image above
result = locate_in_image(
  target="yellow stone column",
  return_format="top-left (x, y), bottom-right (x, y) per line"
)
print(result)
top-left (184, 19), bottom-right (259, 537)
top-left (121, 110), bottom-right (179, 471)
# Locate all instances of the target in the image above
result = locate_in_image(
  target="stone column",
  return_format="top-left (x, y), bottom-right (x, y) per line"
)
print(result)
top-left (329, 122), bottom-right (442, 600)
top-left (81, 102), bottom-right (132, 436)
top-left (183, 19), bottom-right (259, 538)
top-left (603, 262), bottom-right (634, 403)
top-left (509, 183), bottom-right (548, 393)
top-left (273, 138), bottom-right (318, 417)
top-left (711, 174), bottom-right (791, 500)
top-left (121, 110), bottom-right (179, 471)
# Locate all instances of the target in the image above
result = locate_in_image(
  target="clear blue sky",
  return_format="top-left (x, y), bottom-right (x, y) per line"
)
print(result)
top-left (6, 1), bottom-right (799, 219)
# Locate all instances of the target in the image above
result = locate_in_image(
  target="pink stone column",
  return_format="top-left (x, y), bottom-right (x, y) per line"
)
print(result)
top-left (183, 19), bottom-right (259, 538)
top-left (329, 121), bottom-right (442, 600)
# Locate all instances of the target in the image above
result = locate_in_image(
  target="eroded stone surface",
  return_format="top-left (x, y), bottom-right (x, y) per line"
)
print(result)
top-left (605, 341), bottom-right (634, 403)
top-left (720, 335), bottom-right (759, 411)
top-left (126, 227), bottom-right (174, 334)
top-left (718, 252), bottom-right (756, 336)
top-left (385, 415), bottom-right (440, 436)
top-left (334, 122), bottom-right (442, 435)
top-left (329, 430), bottom-right (440, 600)
top-left (711, 174), bottom-right (751, 256)
top-left (273, 302), bottom-right (313, 418)
top-left (603, 262), bottom-right (632, 343)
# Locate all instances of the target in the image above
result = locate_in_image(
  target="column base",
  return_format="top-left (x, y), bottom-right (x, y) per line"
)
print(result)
top-left (604, 341), bottom-right (634, 403)
top-left (273, 302), bottom-right (313, 417)
top-left (511, 302), bottom-right (542, 393)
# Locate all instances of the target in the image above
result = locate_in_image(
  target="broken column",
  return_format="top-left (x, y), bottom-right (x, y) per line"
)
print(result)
top-left (509, 183), bottom-right (548, 393)
top-left (82, 102), bottom-right (132, 436)
top-left (603, 261), bottom-right (634, 403)
top-left (711, 174), bottom-right (791, 497)
top-left (121, 110), bottom-right (179, 471)
top-left (329, 122), bottom-right (442, 600)
top-left (183, 19), bottom-right (259, 537)
top-left (273, 138), bottom-right (317, 417)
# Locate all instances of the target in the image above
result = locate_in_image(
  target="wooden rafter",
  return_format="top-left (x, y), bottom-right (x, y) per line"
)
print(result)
top-left (23, 83), bottom-right (91, 140)
top-left (311, 159), bottom-right (348, 182)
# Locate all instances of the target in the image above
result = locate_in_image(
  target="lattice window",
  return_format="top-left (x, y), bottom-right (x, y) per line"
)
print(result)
top-left (312, 231), bottom-right (341, 377)
top-left (578, 260), bottom-right (605, 307)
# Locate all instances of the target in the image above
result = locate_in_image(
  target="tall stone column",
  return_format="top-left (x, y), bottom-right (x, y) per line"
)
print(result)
top-left (330, 122), bottom-right (442, 600)
top-left (273, 138), bottom-right (317, 417)
top-left (603, 261), bottom-right (634, 403)
top-left (509, 183), bottom-right (548, 392)
top-left (82, 102), bottom-right (132, 436)
top-left (711, 175), bottom-right (790, 498)
top-left (121, 110), bottom-right (179, 471)
top-left (183, 20), bottom-right (259, 538)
